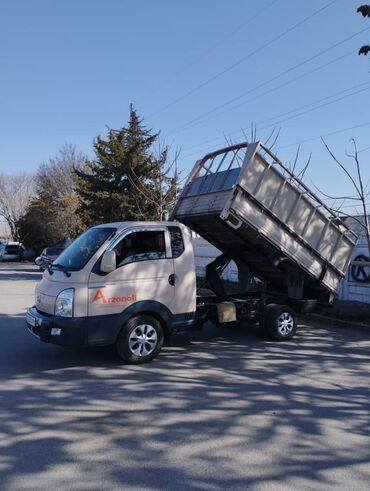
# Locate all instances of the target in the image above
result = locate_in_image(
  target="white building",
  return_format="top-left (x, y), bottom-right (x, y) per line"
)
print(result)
top-left (193, 237), bottom-right (238, 282)
top-left (338, 216), bottom-right (370, 304)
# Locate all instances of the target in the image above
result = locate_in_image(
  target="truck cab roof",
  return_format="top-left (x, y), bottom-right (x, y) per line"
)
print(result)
top-left (93, 221), bottom-right (183, 230)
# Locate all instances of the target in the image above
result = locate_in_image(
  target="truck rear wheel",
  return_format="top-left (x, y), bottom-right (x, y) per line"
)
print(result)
top-left (116, 315), bottom-right (164, 364)
top-left (264, 305), bottom-right (297, 341)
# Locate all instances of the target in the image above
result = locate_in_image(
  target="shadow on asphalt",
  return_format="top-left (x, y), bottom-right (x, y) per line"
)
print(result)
top-left (0, 314), bottom-right (370, 489)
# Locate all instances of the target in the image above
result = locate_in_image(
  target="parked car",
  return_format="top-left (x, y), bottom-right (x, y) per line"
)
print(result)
top-left (1, 242), bottom-right (25, 261)
top-left (35, 246), bottom-right (64, 271)
top-left (0, 242), bottom-right (5, 260)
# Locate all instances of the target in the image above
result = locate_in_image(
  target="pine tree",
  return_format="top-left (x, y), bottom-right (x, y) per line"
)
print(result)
top-left (128, 144), bottom-right (181, 221)
top-left (75, 105), bottom-right (178, 226)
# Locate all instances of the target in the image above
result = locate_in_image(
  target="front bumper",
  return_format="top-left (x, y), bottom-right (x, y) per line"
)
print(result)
top-left (26, 307), bottom-right (87, 346)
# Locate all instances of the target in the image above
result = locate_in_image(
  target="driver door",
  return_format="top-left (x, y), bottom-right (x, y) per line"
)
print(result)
top-left (88, 227), bottom-right (175, 317)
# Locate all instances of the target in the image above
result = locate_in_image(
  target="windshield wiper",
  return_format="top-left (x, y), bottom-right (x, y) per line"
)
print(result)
top-left (51, 263), bottom-right (72, 277)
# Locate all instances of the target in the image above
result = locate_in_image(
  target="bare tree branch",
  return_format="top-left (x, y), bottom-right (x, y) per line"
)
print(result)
top-left (321, 138), bottom-right (362, 196)
top-left (290, 145), bottom-right (301, 175)
top-left (297, 152), bottom-right (312, 181)
top-left (320, 137), bottom-right (370, 256)
top-left (349, 138), bottom-right (370, 253)
top-left (310, 181), bottom-right (360, 202)
top-left (0, 173), bottom-right (35, 240)
top-left (267, 127), bottom-right (281, 152)
top-left (263, 127), bottom-right (276, 148)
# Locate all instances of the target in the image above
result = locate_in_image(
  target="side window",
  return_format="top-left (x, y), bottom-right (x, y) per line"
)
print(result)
top-left (168, 226), bottom-right (185, 258)
top-left (114, 231), bottom-right (166, 267)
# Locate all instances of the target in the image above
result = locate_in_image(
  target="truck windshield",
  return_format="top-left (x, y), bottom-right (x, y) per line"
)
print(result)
top-left (54, 227), bottom-right (116, 271)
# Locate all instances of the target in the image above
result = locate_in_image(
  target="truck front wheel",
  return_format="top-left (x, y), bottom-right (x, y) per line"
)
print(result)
top-left (116, 315), bottom-right (164, 364)
top-left (264, 305), bottom-right (297, 341)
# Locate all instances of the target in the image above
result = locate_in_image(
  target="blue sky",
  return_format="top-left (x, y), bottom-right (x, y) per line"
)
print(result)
top-left (1, 0), bottom-right (370, 209)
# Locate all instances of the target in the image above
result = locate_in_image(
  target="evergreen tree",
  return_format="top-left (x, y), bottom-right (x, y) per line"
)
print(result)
top-left (128, 144), bottom-right (181, 221)
top-left (17, 199), bottom-right (60, 254)
top-left (75, 105), bottom-right (160, 226)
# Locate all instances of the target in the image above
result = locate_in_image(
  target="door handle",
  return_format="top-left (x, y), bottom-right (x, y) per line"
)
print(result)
top-left (168, 274), bottom-right (175, 286)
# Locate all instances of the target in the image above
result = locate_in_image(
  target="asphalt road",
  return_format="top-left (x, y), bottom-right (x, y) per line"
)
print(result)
top-left (1, 262), bottom-right (370, 490)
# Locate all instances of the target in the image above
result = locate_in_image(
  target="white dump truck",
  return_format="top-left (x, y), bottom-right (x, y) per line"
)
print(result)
top-left (26, 142), bottom-right (357, 363)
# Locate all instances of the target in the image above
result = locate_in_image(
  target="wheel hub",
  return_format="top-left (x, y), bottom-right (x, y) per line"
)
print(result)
top-left (129, 324), bottom-right (158, 357)
top-left (277, 312), bottom-right (294, 336)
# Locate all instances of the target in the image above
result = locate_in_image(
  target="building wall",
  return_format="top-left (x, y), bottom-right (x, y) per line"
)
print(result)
top-left (338, 216), bottom-right (370, 303)
top-left (192, 237), bottom-right (238, 281)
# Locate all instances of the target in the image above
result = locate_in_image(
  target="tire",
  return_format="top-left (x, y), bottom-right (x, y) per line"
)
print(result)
top-left (116, 315), bottom-right (164, 364)
top-left (260, 303), bottom-right (276, 338)
top-left (263, 304), bottom-right (297, 341)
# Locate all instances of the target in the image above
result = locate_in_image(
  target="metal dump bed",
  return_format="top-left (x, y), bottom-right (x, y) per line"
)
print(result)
top-left (172, 142), bottom-right (357, 301)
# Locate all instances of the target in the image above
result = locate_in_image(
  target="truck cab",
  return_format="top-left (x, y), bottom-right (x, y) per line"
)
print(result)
top-left (26, 221), bottom-right (196, 363)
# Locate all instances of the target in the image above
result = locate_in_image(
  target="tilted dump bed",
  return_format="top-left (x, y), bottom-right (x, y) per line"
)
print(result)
top-left (172, 142), bottom-right (357, 301)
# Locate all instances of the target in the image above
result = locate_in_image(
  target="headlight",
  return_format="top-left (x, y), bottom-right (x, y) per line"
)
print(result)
top-left (55, 289), bottom-right (74, 317)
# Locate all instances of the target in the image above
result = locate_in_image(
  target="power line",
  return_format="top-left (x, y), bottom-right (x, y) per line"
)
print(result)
top-left (277, 121), bottom-right (370, 151)
top-left (176, 120), bottom-right (370, 193)
top-left (171, 26), bottom-right (370, 134)
top-left (256, 84), bottom-right (370, 133)
top-left (176, 56), bottom-right (370, 155)
top-left (323, 202), bottom-right (370, 210)
top-left (150, 0), bottom-right (279, 95)
top-left (148, 0), bottom-right (337, 118)
top-left (174, 49), bottom-right (354, 136)
top-left (175, 49), bottom-right (354, 142)
top-left (182, 79), bottom-right (370, 157)
top-left (180, 51), bottom-right (353, 158)
top-left (182, 120), bottom-right (370, 163)
top-left (317, 198), bottom-right (370, 216)
top-left (253, 81), bottom-right (370, 128)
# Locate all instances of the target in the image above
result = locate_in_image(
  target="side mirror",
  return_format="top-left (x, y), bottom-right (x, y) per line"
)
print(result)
top-left (35, 257), bottom-right (43, 266)
top-left (100, 250), bottom-right (116, 273)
